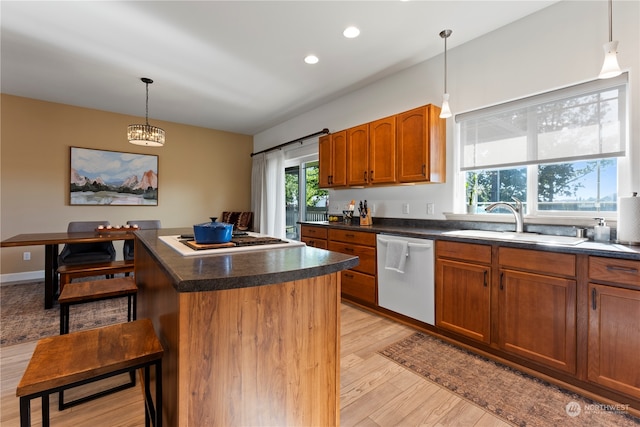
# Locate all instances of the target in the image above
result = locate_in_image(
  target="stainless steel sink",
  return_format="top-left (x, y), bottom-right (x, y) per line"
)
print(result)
top-left (442, 229), bottom-right (588, 246)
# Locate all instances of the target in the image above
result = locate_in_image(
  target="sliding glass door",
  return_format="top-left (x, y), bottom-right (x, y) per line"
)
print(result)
top-left (285, 160), bottom-right (328, 240)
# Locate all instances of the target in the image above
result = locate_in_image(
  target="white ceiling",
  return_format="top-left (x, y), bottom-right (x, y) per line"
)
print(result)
top-left (1, 1), bottom-right (557, 135)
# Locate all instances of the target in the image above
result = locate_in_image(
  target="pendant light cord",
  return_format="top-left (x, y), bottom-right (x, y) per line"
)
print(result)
top-left (444, 35), bottom-right (448, 93)
top-left (607, 0), bottom-right (613, 42)
top-left (145, 81), bottom-right (150, 126)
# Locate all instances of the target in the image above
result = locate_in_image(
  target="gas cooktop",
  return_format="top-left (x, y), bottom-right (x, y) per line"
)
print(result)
top-left (159, 233), bottom-right (306, 257)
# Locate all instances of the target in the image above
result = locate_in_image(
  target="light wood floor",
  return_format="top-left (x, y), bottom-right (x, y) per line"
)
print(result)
top-left (1, 302), bottom-right (510, 427)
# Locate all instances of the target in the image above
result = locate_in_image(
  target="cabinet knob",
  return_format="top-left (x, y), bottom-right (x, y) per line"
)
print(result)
top-left (370, 170), bottom-right (374, 181)
top-left (422, 164), bottom-right (426, 176)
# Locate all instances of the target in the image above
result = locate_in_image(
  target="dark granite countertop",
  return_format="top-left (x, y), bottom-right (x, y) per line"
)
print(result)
top-left (136, 228), bottom-right (359, 292)
top-left (300, 219), bottom-right (640, 261)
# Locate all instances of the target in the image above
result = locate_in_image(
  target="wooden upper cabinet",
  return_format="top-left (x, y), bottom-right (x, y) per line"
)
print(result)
top-left (319, 131), bottom-right (346, 188)
top-left (368, 116), bottom-right (397, 184)
top-left (347, 118), bottom-right (397, 186)
top-left (324, 103), bottom-right (445, 188)
top-left (347, 124), bottom-right (369, 186)
top-left (397, 104), bottom-right (446, 183)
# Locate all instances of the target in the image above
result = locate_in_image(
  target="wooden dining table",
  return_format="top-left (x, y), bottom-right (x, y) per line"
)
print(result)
top-left (1, 231), bottom-right (135, 309)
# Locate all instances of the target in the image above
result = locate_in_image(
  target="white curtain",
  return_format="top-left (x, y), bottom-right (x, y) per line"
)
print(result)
top-left (251, 150), bottom-right (285, 238)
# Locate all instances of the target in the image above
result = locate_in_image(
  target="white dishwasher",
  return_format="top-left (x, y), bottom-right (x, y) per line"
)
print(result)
top-left (376, 234), bottom-right (435, 325)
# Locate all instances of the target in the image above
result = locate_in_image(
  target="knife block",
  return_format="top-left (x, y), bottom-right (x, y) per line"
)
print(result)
top-left (359, 209), bottom-right (372, 226)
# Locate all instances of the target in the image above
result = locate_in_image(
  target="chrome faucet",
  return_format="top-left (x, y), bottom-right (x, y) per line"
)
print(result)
top-left (485, 197), bottom-right (525, 233)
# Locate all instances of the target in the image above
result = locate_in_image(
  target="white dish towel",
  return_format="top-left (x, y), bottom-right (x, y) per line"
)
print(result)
top-left (385, 240), bottom-right (408, 273)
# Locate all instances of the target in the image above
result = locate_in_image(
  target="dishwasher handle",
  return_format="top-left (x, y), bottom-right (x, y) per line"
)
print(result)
top-left (377, 237), bottom-right (433, 250)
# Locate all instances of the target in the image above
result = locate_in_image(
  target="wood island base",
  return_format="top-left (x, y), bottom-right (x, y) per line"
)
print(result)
top-left (135, 236), bottom-right (344, 427)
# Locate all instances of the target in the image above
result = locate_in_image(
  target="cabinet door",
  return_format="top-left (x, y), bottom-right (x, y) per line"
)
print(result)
top-left (499, 270), bottom-right (576, 374)
top-left (397, 106), bottom-right (426, 182)
top-left (342, 269), bottom-right (376, 304)
top-left (397, 105), bottom-right (445, 183)
top-left (319, 134), bottom-right (332, 188)
top-left (319, 132), bottom-right (347, 188)
top-left (436, 259), bottom-right (491, 344)
top-left (368, 116), bottom-right (396, 184)
top-left (331, 131), bottom-right (347, 186)
top-left (588, 283), bottom-right (640, 397)
top-left (347, 124), bottom-right (369, 185)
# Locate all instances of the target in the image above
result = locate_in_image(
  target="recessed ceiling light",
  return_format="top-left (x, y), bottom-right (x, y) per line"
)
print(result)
top-left (343, 26), bottom-right (360, 39)
top-left (304, 55), bottom-right (319, 65)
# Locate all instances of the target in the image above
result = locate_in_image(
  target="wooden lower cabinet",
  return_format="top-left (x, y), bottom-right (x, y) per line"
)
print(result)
top-left (436, 241), bottom-right (492, 343)
top-left (436, 258), bottom-right (491, 343)
top-left (497, 248), bottom-right (577, 374)
top-left (587, 256), bottom-right (640, 398)
top-left (328, 229), bottom-right (377, 305)
top-left (342, 269), bottom-right (376, 303)
top-left (437, 244), bottom-right (578, 374)
top-left (588, 283), bottom-right (640, 398)
top-left (300, 224), bottom-right (328, 249)
top-left (498, 269), bottom-right (576, 374)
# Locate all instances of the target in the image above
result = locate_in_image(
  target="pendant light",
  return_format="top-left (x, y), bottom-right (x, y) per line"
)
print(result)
top-left (598, 0), bottom-right (622, 79)
top-left (439, 29), bottom-right (452, 119)
top-left (128, 77), bottom-right (165, 146)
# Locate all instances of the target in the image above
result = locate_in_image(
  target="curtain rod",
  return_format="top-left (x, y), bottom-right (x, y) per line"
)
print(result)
top-left (250, 128), bottom-right (329, 157)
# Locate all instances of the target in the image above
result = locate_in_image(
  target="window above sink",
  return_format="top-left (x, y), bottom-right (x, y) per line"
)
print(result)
top-left (456, 73), bottom-right (628, 222)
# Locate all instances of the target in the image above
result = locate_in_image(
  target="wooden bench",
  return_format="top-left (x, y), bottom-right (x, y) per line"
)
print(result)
top-left (16, 319), bottom-right (163, 427)
top-left (58, 276), bottom-right (138, 335)
top-left (57, 260), bottom-right (135, 291)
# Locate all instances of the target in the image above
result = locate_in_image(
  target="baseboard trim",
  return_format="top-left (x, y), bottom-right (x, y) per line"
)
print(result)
top-left (1, 270), bottom-right (45, 285)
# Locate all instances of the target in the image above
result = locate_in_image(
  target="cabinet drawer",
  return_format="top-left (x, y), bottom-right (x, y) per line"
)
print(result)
top-left (301, 226), bottom-right (328, 239)
top-left (328, 242), bottom-right (376, 275)
top-left (341, 270), bottom-right (376, 304)
top-left (329, 229), bottom-right (376, 246)
top-left (436, 240), bottom-right (491, 264)
top-left (589, 257), bottom-right (640, 288)
top-left (301, 237), bottom-right (327, 249)
top-left (499, 247), bottom-right (576, 278)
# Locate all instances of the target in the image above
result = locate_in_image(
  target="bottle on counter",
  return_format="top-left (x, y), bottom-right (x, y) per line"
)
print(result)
top-left (593, 217), bottom-right (611, 242)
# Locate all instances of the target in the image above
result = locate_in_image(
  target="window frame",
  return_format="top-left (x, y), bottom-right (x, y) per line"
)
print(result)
top-left (454, 74), bottom-right (629, 222)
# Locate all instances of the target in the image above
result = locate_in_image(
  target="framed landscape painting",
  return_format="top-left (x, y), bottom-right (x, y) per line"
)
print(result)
top-left (70, 147), bottom-right (158, 206)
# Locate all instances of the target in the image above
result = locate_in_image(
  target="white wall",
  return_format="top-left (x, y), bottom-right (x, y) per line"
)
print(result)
top-left (254, 0), bottom-right (640, 220)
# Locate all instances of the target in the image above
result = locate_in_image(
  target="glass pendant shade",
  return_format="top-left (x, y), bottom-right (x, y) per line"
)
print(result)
top-left (599, 41), bottom-right (622, 79)
top-left (127, 124), bottom-right (165, 146)
top-left (439, 93), bottom-right (452, 119)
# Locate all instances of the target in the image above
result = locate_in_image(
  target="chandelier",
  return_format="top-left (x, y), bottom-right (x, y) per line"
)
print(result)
top-left (128, 77), bottom-right (165, 146)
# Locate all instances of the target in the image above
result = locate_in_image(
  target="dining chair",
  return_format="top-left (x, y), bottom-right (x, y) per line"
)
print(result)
top-left (123, 220), bottom-right (161, 261)
top-left (58, 221), bottom-right (116, 267)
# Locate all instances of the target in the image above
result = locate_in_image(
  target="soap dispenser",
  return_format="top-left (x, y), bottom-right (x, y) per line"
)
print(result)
top-left (593, 217), bottom-right (610, 242)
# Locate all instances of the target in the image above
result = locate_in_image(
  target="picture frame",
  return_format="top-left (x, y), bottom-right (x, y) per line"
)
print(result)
top-left (70, 147), bottom-right (158, 206)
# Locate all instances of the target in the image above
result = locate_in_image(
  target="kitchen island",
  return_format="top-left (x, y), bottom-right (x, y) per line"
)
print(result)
top-left (133, 228), bottom-right (358, 427)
